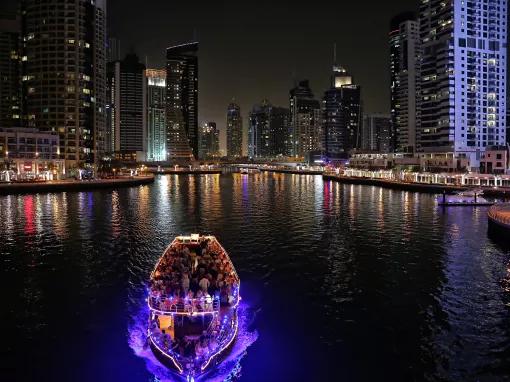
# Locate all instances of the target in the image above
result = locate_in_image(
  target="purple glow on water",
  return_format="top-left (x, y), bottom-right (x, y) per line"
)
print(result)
top-left (128, 300), bottom-right (258, 381)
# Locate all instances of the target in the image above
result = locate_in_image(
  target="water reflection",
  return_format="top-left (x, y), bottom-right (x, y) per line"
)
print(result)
top-left (0, 175), bottom-right (509, 381)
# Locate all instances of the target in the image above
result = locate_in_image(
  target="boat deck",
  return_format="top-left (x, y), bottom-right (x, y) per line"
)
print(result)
top-left (148, 235), bottom-right (240, 376)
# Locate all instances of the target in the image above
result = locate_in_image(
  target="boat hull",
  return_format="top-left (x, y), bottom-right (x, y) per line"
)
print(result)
top-left (147, 235), bottom-right (241, 379)
top-left (149, 325), bottom-right (238, 379)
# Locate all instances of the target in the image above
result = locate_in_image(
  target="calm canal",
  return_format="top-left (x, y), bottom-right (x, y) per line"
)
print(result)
top-left (1, 173), bottom-right (509, 381)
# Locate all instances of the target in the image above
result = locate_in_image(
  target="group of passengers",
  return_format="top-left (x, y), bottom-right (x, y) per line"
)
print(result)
top-left (150, 238), bottom-right (238, 310)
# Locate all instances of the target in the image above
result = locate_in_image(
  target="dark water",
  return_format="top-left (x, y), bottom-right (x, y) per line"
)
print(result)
top-left (1, 174), bottom-right (510, 382)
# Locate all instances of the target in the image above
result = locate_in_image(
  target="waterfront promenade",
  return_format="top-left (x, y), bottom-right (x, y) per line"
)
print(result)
top-left (323, 171), bottom-right (510, 197)
top-left (0, 175), bottom-right (154, 195)
top-left (323, 173), bottom-right (467, 194)
top-left (148, 168), bottom-right (222, 175)
top-left (259, 167), bottom-right (323, 175)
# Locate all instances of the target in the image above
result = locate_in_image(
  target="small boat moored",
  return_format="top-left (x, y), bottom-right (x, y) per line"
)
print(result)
top-left (240, 167), bottom-right (260, 174)
top-left (148, 234), bottom-right (240, 380)
top-left (437, 189), bottom-right (495, 206)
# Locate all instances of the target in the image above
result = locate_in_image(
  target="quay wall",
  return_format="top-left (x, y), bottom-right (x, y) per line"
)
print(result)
top-left (323, 174), bottom-right (466, 194)
top-left (0, 176), bottom-right (155, 195)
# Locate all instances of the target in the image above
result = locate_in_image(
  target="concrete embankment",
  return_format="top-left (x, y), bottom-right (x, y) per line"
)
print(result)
top-left (260, 168), bottom-right (323, 175)
top-left (323, 174), bottom-right (466, 194)
top-left (0, 176), bottom-right (154, 195)
top-left (149, 169), bottom-right (222, 175)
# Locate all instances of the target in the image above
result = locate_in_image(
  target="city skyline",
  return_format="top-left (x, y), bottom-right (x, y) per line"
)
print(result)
top-left (1, 0), bottom-right (420, 151)
top-left (2, 1), bottom-right (510, 381)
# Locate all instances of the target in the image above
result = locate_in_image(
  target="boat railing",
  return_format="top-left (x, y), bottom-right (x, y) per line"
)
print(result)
top-left (149, 295), bottom-right (221, 315)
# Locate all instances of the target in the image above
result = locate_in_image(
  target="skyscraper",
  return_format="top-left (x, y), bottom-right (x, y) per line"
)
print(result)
top-left (390, 12), bottom-right (420, 154)
top-left (226, 101), bottom-right (243, 158)
top-left (146, 69), bottom-right (166, 162)
top-left (289, 80), bottom-right (322, 158)
top-left (248, 100), bottom-right (289, 158)
top-left (322, 65), bottom-right (362, 161)
top-left (361, 114), bottom-right (392, 153)
top-left (107, 53), bottom-right (147, 158)
top-left (20, 0), bottom-right (107, 169)
top-left (199, 122), bottom-right (220, 159)
top-left (0, 15), bottom-right (22, 128)
top-left (166, 42), bottom-right (198, 161)
top-left (419, 0), bottom-right (507, 168)
top-left (107, 37), bottom-right (121, 63)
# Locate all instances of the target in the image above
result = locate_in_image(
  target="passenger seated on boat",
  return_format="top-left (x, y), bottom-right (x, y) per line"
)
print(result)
top-left (150, 239), bottom-right (239, 311)
top-left (199, 276), bottom-right (210, 292)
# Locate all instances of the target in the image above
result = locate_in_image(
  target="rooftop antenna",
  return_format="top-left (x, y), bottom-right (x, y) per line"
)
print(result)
top-left (333, 42), bottom-right (337, 66)
top-left (145, 55), bottom-right (148, 68)
top-left (193, 28), bottom-right (198, 42)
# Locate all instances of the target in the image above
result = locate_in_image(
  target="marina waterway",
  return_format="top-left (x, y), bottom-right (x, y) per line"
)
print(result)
top-left (1, 173), bottom-right (509, 381)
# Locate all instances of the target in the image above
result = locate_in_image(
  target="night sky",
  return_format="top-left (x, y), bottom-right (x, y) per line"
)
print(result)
top-left (2, 0), bottom-right (419, 151)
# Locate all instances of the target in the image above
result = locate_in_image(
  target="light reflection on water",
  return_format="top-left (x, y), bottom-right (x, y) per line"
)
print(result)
top-left (1, 174), bottom-right (510, 381)
top-left (128, 301), bottom-right (258, 382)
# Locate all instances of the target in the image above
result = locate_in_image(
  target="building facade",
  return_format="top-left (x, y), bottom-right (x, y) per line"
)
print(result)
top-left (289, 80), bottom-right (321, 158)
top-left (226, 101), bottom-right (243, 158)
top-left (199, 122), bottom-right (220, 159)
top-left (322, 65), bottom-right (362, 160)
top-left (419, 0), bottom-right (507, 168)
top-left (0, 15), bottom-right (23, 128)
top-left (20, 0), bottom-right (107, 169)
top-left (107, 53), bottom-right (147, 157)
top-left (146, 69), bottom-right (166, 162)
top-left (480, 146), bottom-right (508, 174)
top-left (390, 12), bottom-right (420, 154)
top-left (166, 42), bottom-right (198, 161)
top-left (361, 114), bottom-right (392, 153)
top-left (0, 127), bottom-right (64, 178)
top-left (248, 100), bottom-right (289, 159)
top-left (107, 37), bottom-right (121, 63)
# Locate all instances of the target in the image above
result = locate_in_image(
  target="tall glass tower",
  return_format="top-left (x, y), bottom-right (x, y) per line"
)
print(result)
top-left (226, 101), bottom-right (243, 158)
top-left (21, 0), bottom-right (107, 169)
top-left (390, 12), bottom-right (420, 154)
top-left (322, 65), bottom-right (361, 161)
top-left (419, 0), bottom-right (507, 168)
top-left (166, 42), bottom-right (198, 161)
top-left (146, 69), bottom-right (166, 162)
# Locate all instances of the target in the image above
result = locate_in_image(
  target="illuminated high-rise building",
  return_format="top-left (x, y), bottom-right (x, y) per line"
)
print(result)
top-left (146, 69), bottom-right (166, 162)
top-left (322, 65), bottom-right (361, 160)
top-left (361, 114), bottom-right (392, 153)
top-left (390, 12), bottom-right (420, 154)
top-left (248, 100), bottom-right (289, 158)
top-left (0, 15), bottom-right (22, 128)
top-left (107, 53), bottom-right (147, 159)
top-left (107, 37), bottom-right (121, 63)
top-left (419, 0), bottom-right (507, 168)
top-left (20, 0), bottom-right (107, 168)
top-left (199, 122), bottom-right (220, 159)
top-left (226, 101), bottom-right (243, 158)
top-left (166, 42), bottom-right (198, 161)
top-left (289, 80), bottom-right (321, 158)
